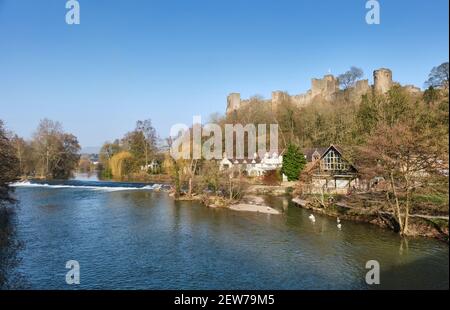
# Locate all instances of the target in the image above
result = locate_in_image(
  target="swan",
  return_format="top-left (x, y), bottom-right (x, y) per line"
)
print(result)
top-left (337, 223), bottom-right (342, 230)
top-left (309, 214), bottom-right (316, 222)
top-left (337, 217), bottom-right (341, 224)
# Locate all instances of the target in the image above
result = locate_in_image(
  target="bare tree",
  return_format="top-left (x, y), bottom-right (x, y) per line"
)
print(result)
top-left (357, 122), bottom-right (447, 235)
top-left (425, 62), bottom-right (449, 89)
top-left (136, 119), bottom-right (158, 168)
top-left (0, 121), bottom-right (20, 206)
top-left (338, 67), bottom-right (364, 90)
top-left (32, 119), bottom-right (80, 179)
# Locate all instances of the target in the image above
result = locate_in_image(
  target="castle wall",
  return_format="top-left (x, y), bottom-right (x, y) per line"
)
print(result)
top-left (227, 68), bottom-right (413, 115)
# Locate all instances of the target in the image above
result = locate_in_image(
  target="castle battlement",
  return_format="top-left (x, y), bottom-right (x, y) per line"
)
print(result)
top-left (226, 68), bottom-right (398, 115)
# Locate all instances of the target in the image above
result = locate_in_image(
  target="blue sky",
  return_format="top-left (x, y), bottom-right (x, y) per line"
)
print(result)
top-left (0, 0), bottom-right (448, 149)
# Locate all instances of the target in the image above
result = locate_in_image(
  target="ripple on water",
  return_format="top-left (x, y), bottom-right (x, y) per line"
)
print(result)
top-left (3, 183), bottom-right (448, 290)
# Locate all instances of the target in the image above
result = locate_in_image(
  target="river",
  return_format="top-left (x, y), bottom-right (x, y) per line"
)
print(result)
top-left (1, 174), bottom-right (448, 289)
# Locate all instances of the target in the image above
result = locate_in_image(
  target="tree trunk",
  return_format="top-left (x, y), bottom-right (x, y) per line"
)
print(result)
top-left (16, 143), bottom-right (23, 175)
top-left (403, 178), bottom-right (411, 235)
top-left (144, 143), bottom-right (148, 168)
top-left (188, 177), bottom-right (192, 197)
top-left (390, 172), bottom-right (404, 234)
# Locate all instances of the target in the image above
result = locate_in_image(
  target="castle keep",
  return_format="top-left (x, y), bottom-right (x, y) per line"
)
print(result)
top-left (227, 68), bottom-right (403, 115)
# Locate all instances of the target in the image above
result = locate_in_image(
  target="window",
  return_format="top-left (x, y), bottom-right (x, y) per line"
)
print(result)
top-left (320, 149), bottom-right (349, 171)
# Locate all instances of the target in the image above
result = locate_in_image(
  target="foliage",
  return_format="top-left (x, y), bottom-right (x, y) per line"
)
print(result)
top-left (30, 119), bottom-right (81, 179)
top-left (98, 119), bottom-right (159, 178)
top-left (356, 89), bottom-right (449, 235)
top-left (0, 122), bottom-right (22, 289)
top-left (423, 86), bottom-right (441, 105)
top-left (281, 144), bottom-right (306, 181)
top-left (109, 151), bottom-right (134, 179)
top-left (0, 121), bottom-right (20, 206)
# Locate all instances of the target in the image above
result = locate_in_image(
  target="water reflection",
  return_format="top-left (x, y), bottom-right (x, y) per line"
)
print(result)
top-left (0, 205), bottom-right (28, 289)
top-left (3, 181), bottom-right (449, 290)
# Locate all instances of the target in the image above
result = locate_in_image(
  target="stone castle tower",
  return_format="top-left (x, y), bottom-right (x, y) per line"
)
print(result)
top-left (227, 93), bottom-right (241, 115)
top-left (374, 68), bottom-right (393, 94)
top-left (226, 68), bottom-right (396, 115)
top-left (311, 74), bottom-right (339, 99)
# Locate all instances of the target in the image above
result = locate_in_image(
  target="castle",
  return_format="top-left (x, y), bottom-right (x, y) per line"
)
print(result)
top-left (226, 68), bottom-right (421, 115)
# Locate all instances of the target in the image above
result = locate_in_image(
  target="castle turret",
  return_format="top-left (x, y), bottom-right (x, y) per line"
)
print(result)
top-left (271, 91), bottom-right (289, 111)
top-left (311, 74), bottom-right (339, 100)
top-left (226, 93), bottom-right (241, 115)
top-left (374, 68), bottom-right (393, 94)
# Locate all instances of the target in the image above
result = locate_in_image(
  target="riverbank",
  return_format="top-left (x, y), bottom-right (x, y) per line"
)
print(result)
top-left (292, 196), bottom-right (449, 242)
top-left (171, 183), bottom-right (449, 240)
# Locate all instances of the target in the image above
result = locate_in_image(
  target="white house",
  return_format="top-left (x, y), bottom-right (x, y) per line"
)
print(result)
top-left (219, 152), bottom-right (283, 177)
top-left (140, 160), bottom-right (161, 173)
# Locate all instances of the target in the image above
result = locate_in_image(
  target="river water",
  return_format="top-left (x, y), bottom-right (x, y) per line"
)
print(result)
top-left (2, 174), bottom-right (448, 289)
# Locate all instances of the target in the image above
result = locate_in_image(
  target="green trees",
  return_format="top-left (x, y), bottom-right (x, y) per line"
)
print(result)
top-left (98, 119), bottom-right (159, 179)
top-left (281, 144), bottom-right (306, 181)
top-left (109, 151), bottom-right (134, 178)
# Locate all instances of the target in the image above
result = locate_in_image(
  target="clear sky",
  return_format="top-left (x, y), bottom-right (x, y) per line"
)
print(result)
top-left (0, 0), bottom-right (448, 149)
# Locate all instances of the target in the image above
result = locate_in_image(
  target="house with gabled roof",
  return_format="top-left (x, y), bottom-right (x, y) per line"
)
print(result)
top-left (219, 152), bottom-right (284, 177)
top-left (302, 144), bottom-right (358, 194)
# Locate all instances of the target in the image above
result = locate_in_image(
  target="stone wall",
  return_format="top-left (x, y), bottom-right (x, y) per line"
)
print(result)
top-left (226, 68), bottom-right (406, 115)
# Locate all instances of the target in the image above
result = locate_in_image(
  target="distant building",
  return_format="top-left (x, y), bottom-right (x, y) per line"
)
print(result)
top-left (302, 145), bottom-right (358, 194)
top-left (219, 152), bottom-right (283, 177)
top-left (141, 160), bottom-right (161, 173)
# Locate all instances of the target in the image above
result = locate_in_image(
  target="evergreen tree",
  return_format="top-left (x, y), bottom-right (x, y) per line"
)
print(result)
top-left (281, 144), bottom-right (306, 181)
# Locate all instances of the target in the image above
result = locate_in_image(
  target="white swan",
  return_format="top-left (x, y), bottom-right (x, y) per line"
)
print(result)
top-left (309, 214), bottom-right (316, 223)
top-left (337, 223), bottom-right (342, 230)
top-left (337, 217), bottom-right (341, 224)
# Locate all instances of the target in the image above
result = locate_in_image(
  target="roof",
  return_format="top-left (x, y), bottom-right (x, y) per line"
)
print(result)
top-left (304, 147), bottom-right (328, 162)
top-left (304, 144), bottom-right (346, 162)
top-left (302, 144), bottom-right (357, 173)
top-left (220, 158), bottom-right (262, 164)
